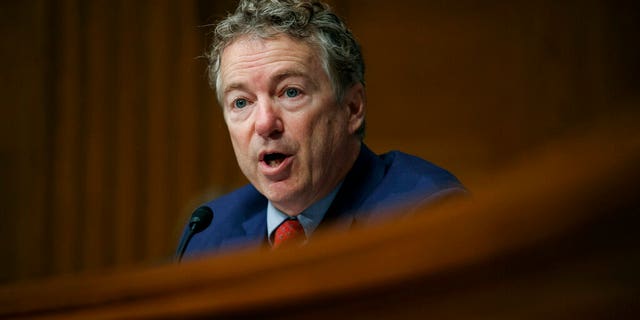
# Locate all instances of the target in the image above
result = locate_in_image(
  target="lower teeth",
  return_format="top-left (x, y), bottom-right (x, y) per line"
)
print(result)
top-left (268, 159), bottom-right (282, 167)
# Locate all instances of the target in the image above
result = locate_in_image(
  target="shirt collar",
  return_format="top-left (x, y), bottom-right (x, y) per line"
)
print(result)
top-left (267, 182), bottom-right (342, 243)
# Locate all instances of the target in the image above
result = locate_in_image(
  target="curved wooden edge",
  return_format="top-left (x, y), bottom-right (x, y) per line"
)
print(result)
top-left (1, 116), bottom-right (639, 319)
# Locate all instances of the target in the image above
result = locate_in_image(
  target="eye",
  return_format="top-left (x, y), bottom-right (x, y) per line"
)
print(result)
top-left (234, 98), bottom-right (248, 109)
top-left (284, 88), bottom-right (299, 98)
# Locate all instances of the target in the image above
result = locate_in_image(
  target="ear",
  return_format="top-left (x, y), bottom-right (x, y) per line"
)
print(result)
top-left (343, 83), bottom-right (366, 135)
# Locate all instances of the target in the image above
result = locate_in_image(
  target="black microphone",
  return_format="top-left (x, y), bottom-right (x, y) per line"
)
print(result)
top-left (175, 206), bottom-right (214, 262)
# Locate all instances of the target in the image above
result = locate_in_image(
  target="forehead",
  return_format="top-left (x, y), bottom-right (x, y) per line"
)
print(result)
top-left (219, 34), bottom-right (326, 87)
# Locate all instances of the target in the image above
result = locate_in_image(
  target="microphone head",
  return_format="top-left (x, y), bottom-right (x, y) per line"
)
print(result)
top-left (189, 206), bottom-right (213, 234)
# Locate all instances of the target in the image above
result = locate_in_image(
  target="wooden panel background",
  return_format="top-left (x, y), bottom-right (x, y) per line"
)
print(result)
top-left (0, 0), bottom-right (638, 284)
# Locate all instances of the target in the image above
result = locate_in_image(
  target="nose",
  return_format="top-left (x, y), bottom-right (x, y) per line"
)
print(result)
top-left (254, 99), bottom-right (283, 139)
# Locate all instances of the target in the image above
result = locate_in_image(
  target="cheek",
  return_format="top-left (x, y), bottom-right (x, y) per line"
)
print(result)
top-left (226, 125), bottom-right (253, 165)
top-left (226, 119), bottom-right (250, 144)
top-left (228, 135), bottom-right (242, 156)
top-left (307, 115), bottom-right (343, 155)
top-left (227, 128), bottom-right (241, 150)
top-left (319, 109), bottom-right (348, 136)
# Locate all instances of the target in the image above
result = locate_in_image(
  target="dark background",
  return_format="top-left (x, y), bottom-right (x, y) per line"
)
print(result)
top-left (1, 0), bottom-right (638, 284)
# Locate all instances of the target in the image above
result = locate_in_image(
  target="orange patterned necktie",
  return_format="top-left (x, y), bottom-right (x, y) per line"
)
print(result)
top-left (272, 218), bottom-right (306, 249)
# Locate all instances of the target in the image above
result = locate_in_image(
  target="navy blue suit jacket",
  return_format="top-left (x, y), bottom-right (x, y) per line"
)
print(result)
top-left (181, 144), bottom-right (465, 259)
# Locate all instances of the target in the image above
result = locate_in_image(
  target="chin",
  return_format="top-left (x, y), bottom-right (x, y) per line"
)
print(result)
top-left (263, 185), bottom-right (297, 203)
top-left (267, 190), bottom-right (308, 213)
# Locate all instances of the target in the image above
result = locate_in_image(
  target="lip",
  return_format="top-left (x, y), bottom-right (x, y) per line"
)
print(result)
top-left (258, 151), bottom-right (294, 180)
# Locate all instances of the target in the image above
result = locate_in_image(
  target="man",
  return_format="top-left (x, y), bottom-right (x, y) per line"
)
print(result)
top-left (179, 0), bottom-right (465, 258)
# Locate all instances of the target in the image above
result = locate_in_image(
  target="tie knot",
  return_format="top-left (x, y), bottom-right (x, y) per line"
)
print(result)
top-left (272, 218), bottom-right (306, 249)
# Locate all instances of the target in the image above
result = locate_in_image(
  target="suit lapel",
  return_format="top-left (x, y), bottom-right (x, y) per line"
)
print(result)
top-left (219, 200), bottom-right (268, 252)
top-left (320, 144), bottom-right (386, 230)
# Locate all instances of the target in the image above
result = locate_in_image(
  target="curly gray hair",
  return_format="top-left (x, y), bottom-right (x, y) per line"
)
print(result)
top-left (207, 0), bottom-right (366, 137)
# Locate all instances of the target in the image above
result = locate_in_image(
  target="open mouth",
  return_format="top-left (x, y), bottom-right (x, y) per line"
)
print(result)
top-left (263, 153), bottom-right (288, 167)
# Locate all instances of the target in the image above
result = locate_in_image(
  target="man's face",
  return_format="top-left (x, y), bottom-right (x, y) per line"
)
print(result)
top-left (219, 35), bottom-right (363, 215)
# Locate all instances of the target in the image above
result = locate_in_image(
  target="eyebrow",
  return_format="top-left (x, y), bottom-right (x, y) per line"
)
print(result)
top-left (272, 70), bottom-right (306, 82)
top-left (223, 82), bottom-right (248, 97)
top-left (272, 69), bottom-right (318, 90)
top-left (222, 68), bottom-right (318, 99)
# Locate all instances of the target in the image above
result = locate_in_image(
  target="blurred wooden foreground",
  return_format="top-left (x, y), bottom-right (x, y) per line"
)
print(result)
top-left (0, 117), bottom-right (638, 319)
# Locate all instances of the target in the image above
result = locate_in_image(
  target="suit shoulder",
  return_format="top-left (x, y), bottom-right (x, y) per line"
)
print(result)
top-left (349, 150), bottom-right (466, 221)
top-left (381, 151), bottom-right (461, 181)
top-left (379, 150), bottom-right (466, 194)
top-left (204, 184), bottom-right (266, 216)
